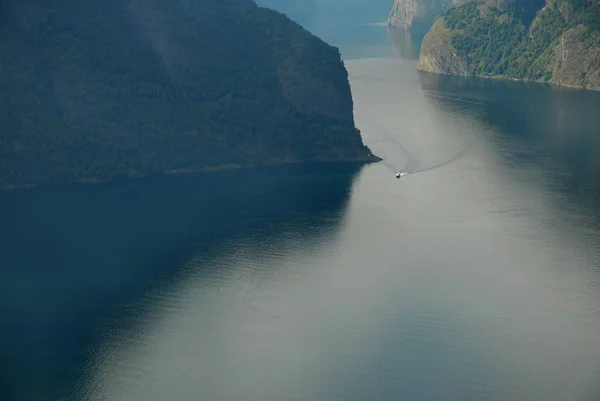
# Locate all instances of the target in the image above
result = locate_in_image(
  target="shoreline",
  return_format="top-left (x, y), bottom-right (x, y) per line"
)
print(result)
top-left (0, 155), bottom-right (381, 192)
top-left (413, 60), bottom-right (600, 92)
top-left (414, 63), bottom-right (600, 92)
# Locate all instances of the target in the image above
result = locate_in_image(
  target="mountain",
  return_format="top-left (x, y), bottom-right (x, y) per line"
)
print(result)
top-left (388, 0), bottom-right (467, 33)
top-left (0, 0), bottom-right (376, 189)
top-left (416, 0), bottom-right (600, 90)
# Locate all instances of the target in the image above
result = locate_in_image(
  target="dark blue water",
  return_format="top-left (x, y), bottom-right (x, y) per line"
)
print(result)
top-left (3, 3), bottom-right (600, 401)
top-left (0, 163), bottom-right (362, 400)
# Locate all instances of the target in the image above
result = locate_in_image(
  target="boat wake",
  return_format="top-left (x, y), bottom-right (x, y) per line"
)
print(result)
top-left (364, 118), bottom-right (475, 179)
top-left (409, 140), bottom-right (474, 175)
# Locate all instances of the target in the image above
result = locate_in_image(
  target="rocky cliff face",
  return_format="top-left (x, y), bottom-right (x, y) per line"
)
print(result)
top-left (416, 0), bottom-right (600, 90)
top-left (415, 19), bottom-right (468, 73)
top-left (388, 0), bottom-right (428, 29)
top-left (548, 25), bottom-right (600, 90)
top-left (388, 0), bottom-right (465, 31)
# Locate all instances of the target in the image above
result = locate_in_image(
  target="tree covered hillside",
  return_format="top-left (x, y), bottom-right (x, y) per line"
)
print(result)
top-left (0, 0), bottom-right (375, 188)
top-left (417, 0), bottom-right (600, 89)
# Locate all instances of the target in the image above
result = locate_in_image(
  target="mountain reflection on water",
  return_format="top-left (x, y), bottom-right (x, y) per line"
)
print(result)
top-left (419, 71), bottom-right (600, 221)
top-left (0, 163), bottom-right (362, 400)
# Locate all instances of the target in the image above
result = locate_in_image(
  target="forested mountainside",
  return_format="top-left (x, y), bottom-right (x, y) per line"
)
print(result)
top-left (416, 0), bottom-right (600, 90)
top-left (0, 0), bottom-right (375, 188)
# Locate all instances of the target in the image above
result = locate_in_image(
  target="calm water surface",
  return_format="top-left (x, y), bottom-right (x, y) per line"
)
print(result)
top-left (3, 7), bottom-right (600, 401)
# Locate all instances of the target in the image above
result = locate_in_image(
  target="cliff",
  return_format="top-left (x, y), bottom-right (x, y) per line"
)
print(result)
top-left (415, 19), bottom-right (468, 73)
top-left (388, 0), bottom-right (466, 32)
top-left (416, 0), bottom-right (600, 90)
top-left (0, 0), bottom-right (376, 189)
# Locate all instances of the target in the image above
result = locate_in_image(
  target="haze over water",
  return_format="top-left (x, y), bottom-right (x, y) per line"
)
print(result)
top-left (3, 3), bottom-right (600, 401)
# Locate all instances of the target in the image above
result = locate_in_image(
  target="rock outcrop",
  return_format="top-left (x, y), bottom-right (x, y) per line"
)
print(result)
top-left (415, 19), bottom-right (468, 74)
top-left (388, 0), bottom-right (428, 29)
top-left (549, 25), bottom-right (600, 90)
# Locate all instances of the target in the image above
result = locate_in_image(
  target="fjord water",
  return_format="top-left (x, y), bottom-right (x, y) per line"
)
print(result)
top-left (3, 14), bottom-right (600, 401)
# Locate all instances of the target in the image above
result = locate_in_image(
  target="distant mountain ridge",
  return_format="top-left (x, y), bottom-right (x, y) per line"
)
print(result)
top-left (415, 0), bottom-right (600, 90)
top-left (0, 0), bottom-right (376, 188)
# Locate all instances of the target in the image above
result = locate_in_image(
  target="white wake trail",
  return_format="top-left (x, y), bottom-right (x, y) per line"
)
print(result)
top-left (363, 119), bottom-right (420, 174)
top-left (364, 118), bottom-right (476, 178)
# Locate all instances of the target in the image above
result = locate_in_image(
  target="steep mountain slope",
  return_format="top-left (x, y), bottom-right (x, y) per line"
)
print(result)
top-left (388, 0), bottom-right (467, 32)
top-left (0, 0), bottom-right (375, 188)
top-left (416, 0), bottom-right (600, 90)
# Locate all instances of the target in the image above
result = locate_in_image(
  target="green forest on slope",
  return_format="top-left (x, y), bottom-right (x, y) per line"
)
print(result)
top-left (441, 0), bottom-right (600, 79)
top-left (0, 0), bottom-right (374, 188)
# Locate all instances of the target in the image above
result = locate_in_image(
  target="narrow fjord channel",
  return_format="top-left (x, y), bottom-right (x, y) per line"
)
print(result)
top-left (2, 3), bottom-right (600, 400)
